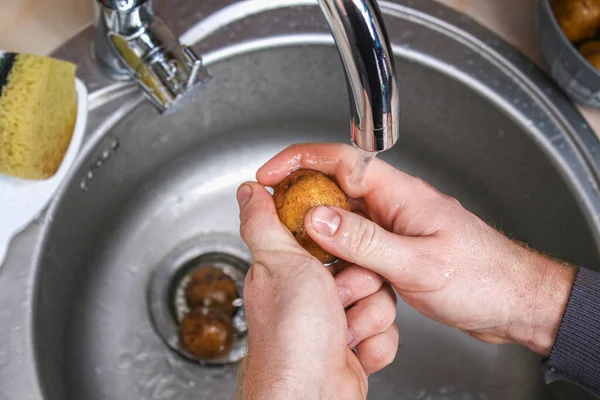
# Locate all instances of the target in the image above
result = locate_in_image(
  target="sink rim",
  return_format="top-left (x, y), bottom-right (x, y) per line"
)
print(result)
top-left (1, 0), bottom-right (600, 398)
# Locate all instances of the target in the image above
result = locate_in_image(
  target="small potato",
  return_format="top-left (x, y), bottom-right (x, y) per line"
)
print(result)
top-left (179, 307), bottom-right (235, 360)
top-left (579, 40), bottom-right (600, 70)
top-left (185, 267), bottom-right (239, 316)
top-left (273, 169), bottom-right (350, 264)
top-left (552, 0), bottom-right (600, 43)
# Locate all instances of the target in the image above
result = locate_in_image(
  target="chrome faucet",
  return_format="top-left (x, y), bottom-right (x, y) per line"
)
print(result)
top-left (94, 0), bottom-right (400, 152)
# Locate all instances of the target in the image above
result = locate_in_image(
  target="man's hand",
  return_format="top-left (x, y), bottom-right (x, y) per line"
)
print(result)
top-left (236, 182), bottom-right (398, 400)
top-left (256, 143), bottom-right (577, 356)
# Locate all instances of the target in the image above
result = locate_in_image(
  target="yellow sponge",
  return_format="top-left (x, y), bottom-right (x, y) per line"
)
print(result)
top-left (0, 52), bottom-right (77, 180)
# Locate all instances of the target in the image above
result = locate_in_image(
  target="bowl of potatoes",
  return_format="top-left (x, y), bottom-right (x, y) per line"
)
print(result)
top-left (538, 0), bottom-right (600, 108)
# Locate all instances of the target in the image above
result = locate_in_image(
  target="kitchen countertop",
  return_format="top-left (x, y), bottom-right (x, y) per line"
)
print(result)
top-left (2, 0), bottom-right (600, 138)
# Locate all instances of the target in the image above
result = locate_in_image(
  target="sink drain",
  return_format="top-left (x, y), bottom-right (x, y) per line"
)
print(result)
top-left (148, 233), bottom-right (250, 365)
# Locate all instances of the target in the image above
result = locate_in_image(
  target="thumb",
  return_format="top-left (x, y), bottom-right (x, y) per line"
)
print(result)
top-left (305, 206), bottom-right (417, 284)
top-left (237, 182), bottom-right (312, 274)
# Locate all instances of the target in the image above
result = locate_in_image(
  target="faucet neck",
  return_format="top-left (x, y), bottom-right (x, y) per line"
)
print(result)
top-left (318, 0), bottom-right (400, 152)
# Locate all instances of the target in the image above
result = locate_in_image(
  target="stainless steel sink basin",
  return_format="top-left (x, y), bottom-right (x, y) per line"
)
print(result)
top-left (1, 0), bottom-right (600, 399)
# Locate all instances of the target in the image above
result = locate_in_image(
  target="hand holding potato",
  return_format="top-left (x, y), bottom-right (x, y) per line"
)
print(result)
top-left (235, 180), bottom-right (398, 399)
top-left (257, 143), bottom-right (577, 356)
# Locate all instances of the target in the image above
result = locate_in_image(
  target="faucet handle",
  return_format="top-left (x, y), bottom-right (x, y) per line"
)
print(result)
top-left (108, 16), bottom-right (210, 113)
top-left (143, 44), bottom-right (210, 107)
top-left (100, 2), bottom-right (210, 113)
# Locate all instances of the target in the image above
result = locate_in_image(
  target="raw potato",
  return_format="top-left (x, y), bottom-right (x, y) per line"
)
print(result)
top-left (551, 0), bottom-right (600, 43)
top-left (185, 266), bottom-right (239, 316)
top-left (274, 169), bottom-right (350, 264)
top-left (579, 40), bottom-right (600, 70)
top-left (179, 307), bottom-right (235, 360)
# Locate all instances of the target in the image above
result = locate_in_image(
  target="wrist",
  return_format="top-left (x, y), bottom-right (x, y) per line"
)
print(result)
top-left (239, 356), bottom-right (327, 400)
top-left (507, 253), bottom-right (577, 356)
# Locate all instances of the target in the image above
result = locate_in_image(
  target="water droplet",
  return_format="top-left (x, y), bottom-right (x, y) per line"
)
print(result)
top-left (87, 170), bottom-right (94, 180)
top-left (111, 139), bottom-right (120, 151)
top-left (117, 352), bottom-right (134, 369)
top-left (95, 367), bottom-right (103, 375)
top-left (439, 385), bottom-right (455, 394)
top-left (96, 159), bottom-right (104, 168)
top-left (80, 180), bottom-right (89, 192)
top-left (102, 150), bottom-right (110, 160)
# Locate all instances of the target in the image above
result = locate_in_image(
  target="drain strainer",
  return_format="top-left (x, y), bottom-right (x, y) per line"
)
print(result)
top-left (148, 233), bottom-right (250, 365)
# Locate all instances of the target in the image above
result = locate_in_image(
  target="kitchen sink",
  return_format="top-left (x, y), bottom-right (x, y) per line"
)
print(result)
top-left (1, 0), bottom-right (600, 399)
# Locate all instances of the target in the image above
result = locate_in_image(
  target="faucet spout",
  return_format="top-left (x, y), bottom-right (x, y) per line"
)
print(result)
top-left (318, 0), bottom-right (400, 152)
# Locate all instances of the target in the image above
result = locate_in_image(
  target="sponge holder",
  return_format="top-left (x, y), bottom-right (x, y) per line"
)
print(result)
top-left (0, 78), bottom-right (88, 267)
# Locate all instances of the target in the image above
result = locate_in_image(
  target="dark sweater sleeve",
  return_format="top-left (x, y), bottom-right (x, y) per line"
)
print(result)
top-left (543, 267), bottom-right (600, 395)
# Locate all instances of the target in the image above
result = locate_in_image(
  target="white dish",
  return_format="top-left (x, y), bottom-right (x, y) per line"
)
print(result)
top-left (0, 78), bottom-right (88, 266)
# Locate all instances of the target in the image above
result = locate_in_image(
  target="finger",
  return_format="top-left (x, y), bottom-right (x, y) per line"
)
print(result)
top-left (355, 324), bottom-right (399, 375)
top-left (256, 143), bottom-right (448, 235)
top-left (334, 265), bottom-right (385, 307)
top-left (237, 182), bottom-right (309, 272)
top-left (346, 283), bottom-right (397, 348)
top-left (256, 143), bottom-right (401, 199)
top-left (305, 205), bottom-right (428, 287)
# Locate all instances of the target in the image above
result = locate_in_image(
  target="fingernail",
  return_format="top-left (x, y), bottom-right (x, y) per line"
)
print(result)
top-left (237, 185), bottom-right (252, 208)
top-left (311, 206), bottom-right (341, 236)
top-left (347, 328), bottom-right (355, 346)
top-left (338, 286), bottom-right (351, 305)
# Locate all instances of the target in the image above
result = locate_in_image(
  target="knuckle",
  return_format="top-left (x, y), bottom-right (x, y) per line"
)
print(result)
top-left (240, 212), bottom-right (262, 242)
top-left (440, 201), bottom-right (468, 231)
top-left (442, 193), bottom-right (462, 208)
top-left (412, 176), bottom-right (441, 196)
top-left (366, 340), bottom-right (394, 368)
top-left (365, 304), bottom-right (389, 332)
top-left (350, 218), bottom-right (379, 257)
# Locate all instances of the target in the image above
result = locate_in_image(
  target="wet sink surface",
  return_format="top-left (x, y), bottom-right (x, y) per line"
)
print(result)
top-left (2, 1), bottom-right (600, 399)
